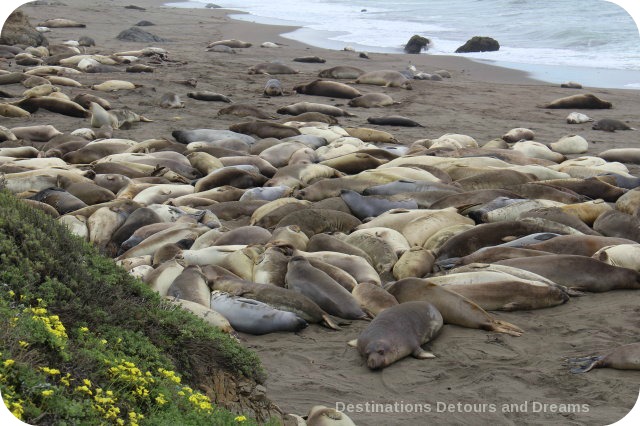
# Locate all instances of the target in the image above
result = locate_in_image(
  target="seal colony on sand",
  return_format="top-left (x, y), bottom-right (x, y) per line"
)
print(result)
top-left (2, 1), bottom-right (639, 424)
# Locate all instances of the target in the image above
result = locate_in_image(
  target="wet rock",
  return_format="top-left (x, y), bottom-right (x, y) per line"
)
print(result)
top-left (116, 27), bottom-right (171, 43)
top-left (0, 11), bottom-right (48, 47)
top-left (455, 36), bottom-right (500, 53)
top-left (404, 34), bottom-right (430, 54)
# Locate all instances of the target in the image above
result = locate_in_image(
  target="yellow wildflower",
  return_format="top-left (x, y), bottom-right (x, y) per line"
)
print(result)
top-left (79, 327), bottom-right (89, 333)
top-left (235, 415), bottom-right (247, 422)
top-left (75, 385), bottom-right (93, 395)
top-left (8, 290), bottom-right (15, 297)
top-left (100, 339), bottom-right (107, 344)
top-left (41, 367), bottom-right (61, 375)
top-left (83, 378), bottom-right (92, 387)
top-left (155, 394), bottom-right (167, 405)
top-left (41, 390), bottom-right (54, 397)
top-left (18, 341), bottom-right (29, 349)
top-left (3, 359), bottom-right (15, 367)
top-left (60, 373), bottom-right (71, 386)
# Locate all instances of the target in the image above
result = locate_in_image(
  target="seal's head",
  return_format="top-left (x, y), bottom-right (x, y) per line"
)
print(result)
top-left (364, 340), bottom-right (397, 370)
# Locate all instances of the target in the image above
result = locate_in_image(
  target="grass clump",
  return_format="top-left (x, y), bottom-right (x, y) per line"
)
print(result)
top-left (0, 190), bottom-right (266, 424)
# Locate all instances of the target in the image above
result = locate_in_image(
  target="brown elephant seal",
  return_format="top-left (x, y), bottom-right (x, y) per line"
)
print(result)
top-left (187, 91), bottom-right (232, 102)
top-left (435, 246), bottom-right (552, 270)
top-left (568, 342), bottom-right (640, 373)
top-left (538, 93), bottom-right (612, 109)
top-left (387, 278), bottom-right (523, 336)
top-left (522, 234), bottom-right (635, 257)
top-left (593, 210), bottom-right (640, 242)
top-left (73, 93), bottom-right (111, 110)
top-left (277, 209), bottom-right (361, 237)
top-left (592, 118), bottom-right (635, 132)
top-left (218, 104), bottom-right (276, 119)
top-left (29, 187), bottom-right (88, 214)
top-left (38, 18), bottom-right (86, 28)
top-left (16, 96), bottom-right (88, 118)
top-left (248, 62), bottom-right (298, 75)
top-left (349, 301), bottom-right (442, 369)
top-left (442, 280), bottom-right (569, 311)
top-left (9, 125), bottom-right (62, 142)
top-left (263, 79), bottom-right (283, 96)
top-left (293, 80), bottom-right (362, 99)
top-left (277, 101), bottom-right (355, 117)
top-left (207, 39), bottom-right (251, 48)
top-left (367, 115), bottom-right (423, 127)
top-left (285, 256), bottom-right (367, 320)
top-left (167, 265), bottom-right (210, 307)
top-left (355, 70), bottom-right (413, 89)
top-left (496, 254), bottom-right (640, 292)
top-left (229, 121), bottom-right (301, 139)
top-left (318, 66), bottom-right (365, 79)
top-left (283, 111), bottom-right (338, 125)
top-left (348, 93), bottom-right (398, 108)
top-left (352, 281), bottom-right (399, 317)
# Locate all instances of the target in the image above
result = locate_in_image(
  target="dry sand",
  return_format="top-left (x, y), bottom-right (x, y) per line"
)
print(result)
top-left (3, 0), bottom-right (640, 424)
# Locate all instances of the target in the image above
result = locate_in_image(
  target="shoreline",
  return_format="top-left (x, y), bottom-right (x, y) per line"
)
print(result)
top-left (165, 0), bottom-right (640, 90)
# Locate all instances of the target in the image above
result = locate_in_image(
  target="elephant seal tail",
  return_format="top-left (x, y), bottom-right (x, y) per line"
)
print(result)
top-left (566, 356), bottom-right (603, 373)
top-left (485, 318), bottom-right (524, 336)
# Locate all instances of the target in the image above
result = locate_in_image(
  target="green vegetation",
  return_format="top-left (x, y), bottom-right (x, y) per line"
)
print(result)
top-left (0, 190), bottom-right (266, 425)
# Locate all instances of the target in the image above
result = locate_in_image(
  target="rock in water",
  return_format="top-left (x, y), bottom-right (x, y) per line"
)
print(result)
top-left (455, 36), bottom-right (500, 53)
top-left (116, 27), bottom-right (171, 43)
top-left (404, 35), bottom-right (430, 54)
top-left (0, 11), bottom-right (48, 47)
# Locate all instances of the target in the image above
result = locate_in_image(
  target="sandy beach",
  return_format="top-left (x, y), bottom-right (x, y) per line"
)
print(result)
top-left (2, 0), bottom-right (640, 424)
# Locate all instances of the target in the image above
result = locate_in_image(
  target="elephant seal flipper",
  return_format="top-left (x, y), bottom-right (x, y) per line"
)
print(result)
top-left (567, 342), bottom-right (640, 373)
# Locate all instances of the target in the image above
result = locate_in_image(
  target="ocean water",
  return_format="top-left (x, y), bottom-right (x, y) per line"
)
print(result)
top-left (170, 0), bottom-right (640, 88)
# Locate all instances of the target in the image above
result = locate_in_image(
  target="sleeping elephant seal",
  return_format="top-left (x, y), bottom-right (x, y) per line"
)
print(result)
top-left (349, 301), bottom-right (443, 369)
top-left (210, 291), bottom-right (307, 335)
top-left (355, 70), bottom-right (413, 89)
top-left (538, 93), bottom-right (612, 109)
top-left (387, 278), bottom-right (523, 336)
top-left (276, 209), bottom-right (361, 237)
top-left (285, 256), bottom-right (367, 320)
top-left (496, 254), bottom-right (640, 292)
top-left (568, 342), bottom-right (640, 373)
top-left (305, 405), bottom-right (357, 425)
top-left (293, 79), bottom-right (362, 99)
top-left (229, 121), bottom-right (301, 139)
top-left (318, 66), bottom-right (365, 79)
top-left (367, 115), bottom-right (423, 127)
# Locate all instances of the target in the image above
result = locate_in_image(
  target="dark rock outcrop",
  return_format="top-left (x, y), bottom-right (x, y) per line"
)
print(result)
top-left (0, 11), bottom-right (48, 47)
top-left (404, 35), bottom-right (430, 54)
top-left (135, 20), bottom-right (155, 26)
top-left (455, 36), bottom-right (500, 53)
top-left (116, 27), bottom-right (171, 42)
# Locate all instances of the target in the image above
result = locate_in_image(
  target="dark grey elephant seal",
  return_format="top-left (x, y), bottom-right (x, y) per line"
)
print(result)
top-left (229, 121), bottom-right (300, 139)
top-left (187, 91), bottom-right (232, 102)
top-left (293, 79), bottom-right (362, 99)
top-left (285, 256), bottom-right (367, 320)
top-left (218, 104), bottom-right (277, 119)
top-left (293, 56), bottom-right (326, 63)
top-left (568, 342), bottom-right (640, 373)
top-left (210, 291), bottom-right (308, 335)
top-left (340, 189), bottom-right (417, 220)
top-left (367, 115), bottom-right (423, 127)
top-left (539, 93), bottom-right (612, 109)
top-left (263, 79), bottom-right (283, 96)
top-left (318, 66), bottom-right (365, 79)
top-left (349, 301), bottom-right (443, 369)
top-left (29, 187), bottom-right (87, 214)
top-left (592, 118), bottom-right (635, 132)
top-left (276, 209), bottom-right (362, 237)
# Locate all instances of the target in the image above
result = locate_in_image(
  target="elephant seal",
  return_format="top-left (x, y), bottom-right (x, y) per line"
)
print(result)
top-left (293, 80), bottom-right (362, 99)
top-left (318, 66), bottom-right (365, 79)
top-left (167, 265), bottom-right (210, 307)
top-left (539, 94), bottom-right (612, 109)
top-left (218, 104), bottom-right (276, 119)
top-left (598, 148), bottom-right (640, 164)
top-left (277, 102), bottom-right (355, 117)
top-left (496, 255), bottom-right (640, 292)
top-left (276, 209), bottom-right (361, 237)
top-left (349, 301), bottom-right (442, 369)
top-left (305, 405), bottom-right (357, 425)
top-left (211, 275), bottom-right (339, 329)
top-left (593, 244), bottom-right (640, 271)
top-left (187, 91), bottom-right (232, 102)
top-left (367, 115), bottom-right (423, 127)
top-left (285, 256), bottom-right (367, 320)
top-left (568, 342), bottom-right (640, 373)
top-left (168, 297), bottom-right (233, 333)
top-left (592, 118), bottom-right (635, 132)
top-left (593, 210), bottom-right (640, 242)
top-left (210, 291), bottom-right (307, 335)
top-left (348, 93), bottom-right (398, 108)
top-left (229, 121), bottom-right (300, 139)
top-left (352, 281), bottom-right (399, 317)
top-left (207, 39), bottom-right (251, 48)
top-left (9, 125), bottom-right (62, 142)
top-left (263, 79), bottom-right (283, 96)
top-left (248, 62), bottom-right (298, 75)
top-left (340, 189), bottom-right (417, 220)
top-left (30, 187), bottom-right (88, 214)
top-left (566, 112), bottom-right (593, 124)
top-left (502, 127), bottom-right (534, 143)
top-left (387, 278), bottom-right (524, 336)
top-left (355, 70), bottom-right (413, 89)
top-left (16, 96), bottom-right (88, 118)
top-left (293, 56), bottom-right (326, 63)
top-left (159, 92), bottom-right (184, 108)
